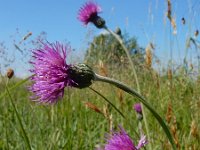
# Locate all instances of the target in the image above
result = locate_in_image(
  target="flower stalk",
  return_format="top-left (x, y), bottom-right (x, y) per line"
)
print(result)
top-left (104, 26), bottom-right (152, 149)
top-left (103, 26), bottom-right (152, 150)
top-left (5, 78), bottom-right (32, 150)
top-left (77, 1), bottom-right (151, 148)
top-left (94, 73), bottom-right (176, 150)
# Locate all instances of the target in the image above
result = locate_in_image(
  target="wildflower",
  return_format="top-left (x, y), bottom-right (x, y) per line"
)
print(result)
top-left (133, 103), bottom-right (143, 120)
top-left (133, 103), bottom-right (142, 114)
top-left (6, 68), bottom-right (14, 79)
top-left (145, 44), bottom-right (152, 68)
top-left (136, 135), bottom-right (148, 149)
top-left (78, 1), bottom-right (105, 28)
top-left (30, 41), bottom-right (95, 103)
top-left (104, 126), bottom-right (147, 150)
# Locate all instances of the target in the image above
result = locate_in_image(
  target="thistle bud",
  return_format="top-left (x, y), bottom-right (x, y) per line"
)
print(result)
top-left (195, 30), bottom-right (199, 37)
top-left (68, 64), bottom-right (95, 88)
top-left (7, 68), bottom-right (14, 79)
top-left (92, 16), bottom-right (106, 29)
top-left (181, 17), bottom-right (185, 25)
top-left (115, 27), bottom-right (122, 36)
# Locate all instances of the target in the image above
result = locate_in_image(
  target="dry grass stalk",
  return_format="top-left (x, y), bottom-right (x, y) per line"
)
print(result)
top-left (163, 141), bottom-right (171, 150)
top-left (166, 101), bottom-right (172, 124)
top-left (152, 72), bottom-right (160, 89)
top-left (120, 56), bottom-right (125, 63)
top-left (103, 104), bottom-right (109, 118)
top-left (108, 114), bottom-right (113, 131)
top-left (156, 73), bottom-right (160, 89)
top-left (170, 116), bottom-right (180, 149)
top-left (117, 89), bottom-right (124, 107)
top-left (145, 44), bottom-right (152, 68)
top-left (103, 105), bottom-right (113, 131)
top-left (166, 0), bottom-right (177, 34)
top-left (190, 120), bottom-right (199, 139)
top-left (23, 32), bottom-right (32, 41)
top-left (168, 69), bottom-right (172, 80)
top-left (190, 63), bottom-right (194, 71)
top-left (84, 102), bottom-right (104, 116)
top-left (20, 32), bottom-right (32, 44)
top-left (98, 60), bottom-right (108, 76)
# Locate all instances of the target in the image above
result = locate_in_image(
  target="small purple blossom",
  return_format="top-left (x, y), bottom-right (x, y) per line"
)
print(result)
top-left (29, 41), bottom-right (75, 104)
top-left (78, 1), bottom-right (105, 28)
top-left (104, 126), bottom-right (147, 150)
top-left (133, 103), bottom-right (142, 114)
top-left (136, 135), bottom-right (148, 149)
top-left (78, 1), bottom-right (101, 25)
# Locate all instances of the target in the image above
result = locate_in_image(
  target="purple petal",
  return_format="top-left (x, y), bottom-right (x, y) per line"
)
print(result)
top-left (29, 41), bottom-right (74, 103)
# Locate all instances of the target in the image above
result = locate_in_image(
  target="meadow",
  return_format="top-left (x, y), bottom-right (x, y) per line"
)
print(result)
top-left (0, 1), bottom-right (200, 150)
top-left (0, 56), bottom-right (199, 149)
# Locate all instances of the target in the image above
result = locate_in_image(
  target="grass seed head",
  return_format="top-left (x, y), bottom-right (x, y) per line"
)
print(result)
top-left (166, 102), bottom-right (172, 123)
top-left (84, 101), bottom-right (104, 116)
top-left (145, 44), bottom-right (152, 68)
top-left (168, 69), bottom-right (172, 80)
top-left (190, 120), bottom-right (199, 139)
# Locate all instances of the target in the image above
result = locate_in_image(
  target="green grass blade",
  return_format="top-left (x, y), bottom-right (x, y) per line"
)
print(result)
top-left (5, 86), bottom-right (32, 150)
top-left (0, 75), bottom-right (33, 100)
top-left (89, 87), bottom-right (125, 119)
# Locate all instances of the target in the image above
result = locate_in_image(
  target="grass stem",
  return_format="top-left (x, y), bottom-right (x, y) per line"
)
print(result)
top-left (5, 79), bottom-right (32, 150)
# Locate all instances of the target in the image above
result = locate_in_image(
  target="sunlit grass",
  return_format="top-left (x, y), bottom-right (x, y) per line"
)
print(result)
top-left (0, 66), bottom-right (199, 149)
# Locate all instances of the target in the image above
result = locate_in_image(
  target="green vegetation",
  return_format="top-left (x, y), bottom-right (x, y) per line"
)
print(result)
top-left (0, 46), bottom-right (199, 149)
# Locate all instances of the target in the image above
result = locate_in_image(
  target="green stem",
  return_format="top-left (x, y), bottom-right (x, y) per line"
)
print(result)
top-left (95, 73), bottom-right (176, 150)
top-left (103, 26), bottom-right (140, 90)
top-left (5, 80), bottom-right (32, 150)
top-left (104, 26), bottom-right (152, 149)
top-left (89, 87), bottom-right (125, 119)
top-left (0, 75), bottom-right (33, 100)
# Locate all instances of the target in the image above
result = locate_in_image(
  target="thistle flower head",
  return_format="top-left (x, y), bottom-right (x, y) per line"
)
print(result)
top-left (29, 41), bottom-right (95, 104)
top-left (29, 41), bottom-right (74, 103)
top-left (133, 103), bottom-right (143, 120)
top-left (133, 103), bottom-right (142, 114)
top-left (78, 1), bottom-right (105, 28)
top-left (104, 126), bottom-right (147, 150)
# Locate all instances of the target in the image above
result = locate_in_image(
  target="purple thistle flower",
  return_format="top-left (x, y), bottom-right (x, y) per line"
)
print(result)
top-left (104, 126), bottom-right (147, 150)
top-left (29, 41), bottom-right (75, 104)
top-left (133, 103), bottom-right (142, 114)
top-left (78, 1), bottom-right (105, 28)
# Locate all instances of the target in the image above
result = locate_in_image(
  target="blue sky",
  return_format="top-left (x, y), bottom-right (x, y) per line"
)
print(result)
top-left (0, 0), bottom-right (200, 77)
